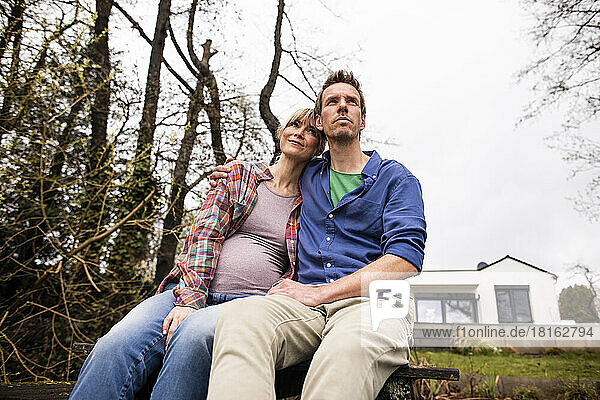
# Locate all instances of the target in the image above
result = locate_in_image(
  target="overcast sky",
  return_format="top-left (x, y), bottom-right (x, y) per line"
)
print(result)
top-left (258, 0), bottom-right (599, 288)
top-left (343, 1), bottom-right (600, 288)
top-left (123, 0), bottom-right (600, 289)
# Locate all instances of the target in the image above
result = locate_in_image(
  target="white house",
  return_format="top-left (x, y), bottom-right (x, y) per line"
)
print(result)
top-left (407, 255), bottom-right (562, 325)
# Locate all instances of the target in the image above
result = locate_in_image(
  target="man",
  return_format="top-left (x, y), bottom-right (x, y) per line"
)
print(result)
top-left (207, 70), bottom-right (426, 400)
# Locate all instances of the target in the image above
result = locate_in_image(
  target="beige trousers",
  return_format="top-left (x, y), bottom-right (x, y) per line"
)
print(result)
top-left (207, 294), bottom-right (415, 400)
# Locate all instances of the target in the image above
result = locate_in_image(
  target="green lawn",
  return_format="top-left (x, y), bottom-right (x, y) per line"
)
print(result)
top-left (414, 349), bottom-right (600, 380)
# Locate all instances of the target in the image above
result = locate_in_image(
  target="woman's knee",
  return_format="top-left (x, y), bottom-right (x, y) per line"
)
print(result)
top-left (94, 326), bottom-right (131, 353)
top-left (173, 319), bottom-right (215, 347)
top-left (164, 323), bottom-right (214, 367)
top-left (92, 294), bottom-right (172, 356)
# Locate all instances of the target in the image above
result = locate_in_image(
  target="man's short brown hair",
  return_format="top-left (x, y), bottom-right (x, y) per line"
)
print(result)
top-left (314, 70), bottom-right (366, 118)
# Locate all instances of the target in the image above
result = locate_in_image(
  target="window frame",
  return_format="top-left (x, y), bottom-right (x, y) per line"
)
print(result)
top-left (494, 285), bottom-right (533, 323)
top-left (414, 293), bottom-right (479, 323)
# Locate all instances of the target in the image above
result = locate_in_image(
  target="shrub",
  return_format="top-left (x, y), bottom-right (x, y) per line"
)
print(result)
top-left (556, 381), bottom-right (598, 400)
top-left (450, 344), bottom-right (501, 356)
top-left (472, 375), bottom-right (499, 399)
top-left (513, 385), bottom-right (541, 400)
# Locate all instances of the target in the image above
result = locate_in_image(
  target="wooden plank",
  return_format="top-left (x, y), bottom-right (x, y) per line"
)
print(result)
top-left (0, 365), bottom-right (459, 400)
top-left (66, 342), bottom-right (459, 399)
top-left (392, 366), bottom-right (460, 381)
top-left (0, 383), bottom-right (73, 400)
top-left (274, 362), bottom-right (459, 399)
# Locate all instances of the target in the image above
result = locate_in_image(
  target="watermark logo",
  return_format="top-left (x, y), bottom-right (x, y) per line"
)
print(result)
top-left (369, 280), bottom-right (410, 331)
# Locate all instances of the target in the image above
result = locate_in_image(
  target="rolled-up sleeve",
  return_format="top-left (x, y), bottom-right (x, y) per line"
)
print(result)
top-left (381, 175), bottom-right (426, 272)
top-left (172, 180), bottom-right (232, 309)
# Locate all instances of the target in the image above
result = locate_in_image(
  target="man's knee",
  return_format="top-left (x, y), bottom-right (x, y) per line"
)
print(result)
top-left (217, 296), bottom-right (278, 330)
top-left (318, 337), bottom-right (366, 363)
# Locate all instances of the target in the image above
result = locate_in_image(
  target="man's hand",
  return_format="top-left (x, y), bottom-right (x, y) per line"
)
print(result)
top-left (162, 306), bottom-right (196, 349)
top-left (267, 279), bottom-right (326, 307)
top-left (208, 157), bottom-right (234, 187)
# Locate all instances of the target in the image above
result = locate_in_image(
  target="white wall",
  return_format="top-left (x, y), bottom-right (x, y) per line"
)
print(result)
top-left (407, 258), bottom-right (561, 324)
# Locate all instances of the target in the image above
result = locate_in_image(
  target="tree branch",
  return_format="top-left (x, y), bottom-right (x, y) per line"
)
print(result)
top-left (111, 0), bottom-right (193, 93)
top-left (167, 18), bottom-right (198, 77)
top-left (260, 0), bottom-right (285, 163)
top-left (278, 73), bottom-right (315, 102)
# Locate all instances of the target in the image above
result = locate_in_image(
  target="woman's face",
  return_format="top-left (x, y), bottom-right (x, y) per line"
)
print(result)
top-left (279, 119), bottom-right (320, 162)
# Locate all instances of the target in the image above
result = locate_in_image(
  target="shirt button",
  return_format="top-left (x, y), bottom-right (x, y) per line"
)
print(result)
top-left (328, 214), bottom-right (333, 219)
top-left (326, 263), bottom-right (331, 267)
top-left (326, 237), bottom-right (331, 241)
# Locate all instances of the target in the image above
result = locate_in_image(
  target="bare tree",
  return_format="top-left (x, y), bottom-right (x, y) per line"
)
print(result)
top-left (186, 0), bottom-right (225, 165)
top-left (154, 0), bottom-right (218, 283)
top-left (110, 0), bottom-right (172, 271)
top-left (572, 263), bottom-right (600, 319)
top-left (0, 0), bottom-right (342, 381)
top-left (0, 0), bottom-right (26, 62)
top-left (88, 0), bottom-right (113, 162)
top-left (520, 0), bottom-right (600, 221)
top-left (545, 133), bottom-right (600, 220)
top-left (79, 0), bottom-right (114, 268)
top-left (260, 0), bottom-right (284, 162)
top-left (258, 0), bottom-right (336, 163)
top-left (0, 0), bottom-right (25, 140)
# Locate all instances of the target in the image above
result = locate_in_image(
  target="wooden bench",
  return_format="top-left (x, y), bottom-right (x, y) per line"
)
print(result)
top-left (0, 343), bottom-right (459, 400)
top-left (276, 361), bottom-right (459, 400)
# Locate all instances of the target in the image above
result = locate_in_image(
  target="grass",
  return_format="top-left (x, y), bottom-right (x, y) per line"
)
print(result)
top-left (414, 349), bottom-right (600, 380)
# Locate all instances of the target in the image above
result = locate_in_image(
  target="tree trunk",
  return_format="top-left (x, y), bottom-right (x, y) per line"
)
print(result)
top-left (88, 0), bottom-right (112, 167)
top-left (259, 0), bottom-right (284, 163)
top-left (136, 0), bottom-right (171, 156)
top-left (109, 0), bottom-right (171, 272)
top-left (0, 1), bottom-right (24, 141)
top-left (154, 78), bottom-right (204, 284)
top-left (186, 0), bottom-right (225, 165)
top-left (154, 2), bottom-right (225, 283)
top-left (200, 40), bottom-right (225, 165)
top-left (0, 0), bottom-right (25, 62)
top-left (80, 0), bottom-right (113, 268)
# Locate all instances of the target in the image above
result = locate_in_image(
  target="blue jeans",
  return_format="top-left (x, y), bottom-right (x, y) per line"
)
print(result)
top-left (70, 285), bottom-right (248, 400)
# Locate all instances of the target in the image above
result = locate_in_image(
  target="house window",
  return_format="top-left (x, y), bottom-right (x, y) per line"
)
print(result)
top-left (495, 285), bottom-right (532, 323)
top-left (415, 293), bottom-right (478, 323)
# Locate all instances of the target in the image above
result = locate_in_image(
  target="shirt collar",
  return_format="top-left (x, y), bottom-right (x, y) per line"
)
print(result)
top-left (322, 150), bottom-right (381, 181)
top-left (253, 161), bottom-right (274, 181)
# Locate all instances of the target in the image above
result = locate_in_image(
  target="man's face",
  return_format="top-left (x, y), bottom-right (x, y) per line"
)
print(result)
top-left (316, 82), bottom-right (365, 143)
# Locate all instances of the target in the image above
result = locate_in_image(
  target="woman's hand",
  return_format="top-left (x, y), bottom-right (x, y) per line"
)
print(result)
top-left (208, 157), bottom-right (234, 187)
top-left (163, 306), bottom-right (196, 349)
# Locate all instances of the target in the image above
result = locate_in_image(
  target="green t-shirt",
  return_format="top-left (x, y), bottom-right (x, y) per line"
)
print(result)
top-left (329, 168), bottom-right (363, 207)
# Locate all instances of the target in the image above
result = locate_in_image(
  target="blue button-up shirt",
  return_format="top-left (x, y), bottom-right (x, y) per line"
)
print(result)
top-left (297, 150), bottom-right (426, 285)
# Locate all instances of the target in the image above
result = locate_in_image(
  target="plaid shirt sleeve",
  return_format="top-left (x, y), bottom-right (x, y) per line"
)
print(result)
top-left (156, 161), bottom-right (257, 308)
top-left (157, 161), bottom-right (288, 307)
top-left (168, 179), bottom-right (233, 309)
top-left (281, 194), bottom-right (302, 279)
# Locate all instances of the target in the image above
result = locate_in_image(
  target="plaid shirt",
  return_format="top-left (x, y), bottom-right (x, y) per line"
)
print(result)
top-left (156, 161), bottom-right (302, 309)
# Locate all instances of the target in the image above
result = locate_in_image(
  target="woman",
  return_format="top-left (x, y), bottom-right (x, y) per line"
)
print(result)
top-left (70, 108), bottom-right (325, 400)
